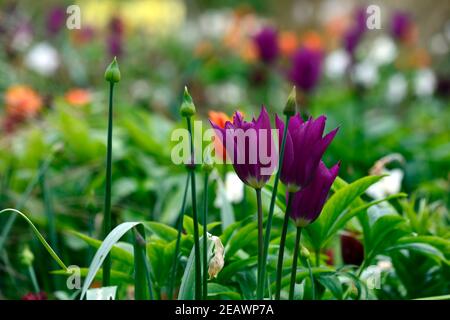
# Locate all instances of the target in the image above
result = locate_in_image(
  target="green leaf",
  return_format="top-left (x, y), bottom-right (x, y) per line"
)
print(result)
top-left (386, 242), bottom-right (446, 264)
top-left (306, 175), bottom-right (384, 249)
top-left (365, 214), bottom-right (410, 262)
top-left (51, 268), bottom-right (133, 283)
top-left (67, 230), bottom-right (133, 265)
top-left (317, 274), bottom-right (343, 300)
top-left (217, 257), bottom-right (257, 282)
top-left (144, 221), bottom-right (178, 242)
top-left (0, 209), bottom-right (67, 270)
top-left (80, 222), bottom-right (143, 299)
top-left (207, 283), bottom-right (241, 299)
top-left (178, 235), bottom-right (215, 300)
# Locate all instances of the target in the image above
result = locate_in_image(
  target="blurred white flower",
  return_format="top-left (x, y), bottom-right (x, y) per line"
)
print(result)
top-left (414, 68), bottom-right (436, 97)
top-left (368, 36), bottom-right (397, 66)
top-left (214, 172), bottom-right (244, 207)
top-left (386, 73), bottom-right (407, 104)
top-left (430, 33), bottom-right (449, 55)
top-left (325, 49), bottom-right (351, 79)
top-left (198, 10), bottom-right (233, 39)
top-left (205, 82), bottom-right (245, 106)
top-left (25, 42), bottom-right (59, 76)
top-left (352, 60), bottom-right (379, 88)
top-left (367, 169), bottom-right (404, 200)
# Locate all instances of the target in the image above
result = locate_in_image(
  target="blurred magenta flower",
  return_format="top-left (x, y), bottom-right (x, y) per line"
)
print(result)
top-left (46, 7), bottom-right (66, 35)
top-left (288, 161), bottom-right (340, 227)
top-left (253, 27), bottom-right (279, 64)
top-left (275, 114), bottom-right (338, 192)
top-left (288, 47), bottom-right (323, 92)
top-left (210, 107), bottom-right (276, 189)
top-left (21, 292), bottom-right (47, 300)
top-left (343, 8), bottom-right (368, 56)
top-left (108, 35), bottom-right (123, 57)
top-left (109, 16), bottom-right (125, 36)
top-left (390, 11), bottom-right (414, 42)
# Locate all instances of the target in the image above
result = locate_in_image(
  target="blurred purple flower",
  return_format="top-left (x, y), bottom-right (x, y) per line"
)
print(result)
top-left (109, 16), bottom-right (124, 36)
top-left (253, 27), bottom-right (279, 64)
top-left (276, 114), bottom-right (338, 192)
top-left (46, 7), bottom-right (66, 35)
top-left (288, 161), bottom-right (340, 227)
top-left (390, 11), bottom-right (413, 41)
top-left (288, 47), bottom-right (323, 92)
top-left (108, 35), bottom-right (123, 57)
top-left (210, 107), bottom-right (276, 189)
top-left (342, 8), bottom-right (368, 56)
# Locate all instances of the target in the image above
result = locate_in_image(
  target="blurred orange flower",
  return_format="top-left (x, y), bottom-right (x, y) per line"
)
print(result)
top-left (279, 31), bottom-right (298, 57)
top-left (5, 85), bottom-right (42, 119)
top-left (302, 31), bottom-right (323, 52)
top-left (209, 111), bottom-right (231, 161)
top-left (65, 88), bottom-right (92, 107)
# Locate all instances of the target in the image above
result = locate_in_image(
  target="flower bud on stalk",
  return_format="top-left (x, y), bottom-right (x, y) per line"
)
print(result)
top-left (283, 86), bottom-right (297, 116)
top-left (104, 57), bottom-right (121, 83)
top-left (180, 87), bottom-right (196, 117)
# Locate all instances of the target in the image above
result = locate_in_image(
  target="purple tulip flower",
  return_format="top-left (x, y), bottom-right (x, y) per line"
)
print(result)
top-left (275, 114), bottom-right (338, 192)
top-left (253, 27), bottom-right (279, 64)
top-left (391, 11), bottom-right (413, 41)
top-left (288, 47), bottom-right (323, 93)
top-left (47, 7), bottom-right (66, 35)
top-left (210, 107), bottom-right (276, 189)
top-left (288, 161), bottom-right (340, 227)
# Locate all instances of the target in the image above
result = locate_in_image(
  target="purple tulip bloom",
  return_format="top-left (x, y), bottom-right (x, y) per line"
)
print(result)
top-left (47, 7), bottom-right (66, 35)
top-left (288, 48), bottom-right (323, 93)
top-left (210, 107), bottom-right (276, 189)
top-left (289, 161), bottom-right (340, 227)
top-left (391, 11), bottom-right (413, 41)
top-left (253, 27), bottom-right (279, 64)
top-left (276, 114), bottom-right (338, 192)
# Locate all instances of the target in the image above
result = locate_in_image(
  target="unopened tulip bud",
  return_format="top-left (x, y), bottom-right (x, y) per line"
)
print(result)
top-left (283, 86), bottom-right (297, 116)
top-left (202, 150), bottom-right (214, 173)
top-left (300, 245), bottom-right (310, 259)
top-left (104, 57), bottom-right (121, 83)
top-left (180, 86), bottom-right (196, 117)
top-left (20, 246), bottom-right (34, 266)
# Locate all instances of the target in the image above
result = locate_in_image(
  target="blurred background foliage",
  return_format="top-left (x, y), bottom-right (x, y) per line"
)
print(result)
top-left (0, 0), bottom-right (448, 300)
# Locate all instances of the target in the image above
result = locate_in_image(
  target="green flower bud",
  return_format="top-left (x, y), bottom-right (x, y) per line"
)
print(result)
top-left (283, 86), bottom-right (297, 116)
top-left (300, 245), bottom-right (310, 259)
top-left (20, 246), bottom-right (34, 266)
top-left (104, 57), bottom-right (121, 83)
top-left (180, 86), bottom-right (196, 117)
top-left (202, 150), bottom-right (214, 173)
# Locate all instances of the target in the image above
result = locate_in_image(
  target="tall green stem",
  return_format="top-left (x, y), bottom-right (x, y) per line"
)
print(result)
top-left (275, 192), bottom-right (293, 300)
top-left (186, 116), bottom-right (201, 300)
top-left (255, 188), bottom-right (263, 299)
top-left (258, 114), bottom-right (291, 299)
top-left (289, 227), bottom-right (302, 300)
top-left (202, 173), bottom-right (209, 300)
top-left (28, 265), bottom-right (40, 293)
top-left (102, 82), bottom-right (115, 287)
top-left (168, 174), bottom-right (189, 299)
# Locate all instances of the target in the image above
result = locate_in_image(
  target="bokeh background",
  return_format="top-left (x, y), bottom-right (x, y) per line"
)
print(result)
top-left (0, 0), bottom-right (449, 299)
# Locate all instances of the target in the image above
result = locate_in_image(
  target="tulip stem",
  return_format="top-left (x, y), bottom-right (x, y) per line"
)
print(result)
top-left (186, 116), bottom-right (202, 300)
top-left (289, 226), bottom-right (302, 300)
top-left (255, 188), bottom-right (264, 300)
top-left (168, 174), bottom-right (190, 299)
top-left (202, 173), bottom-right (209, 300)
top-left (102, 81), bottom-right (115, 287)
top-left (275, 192), bottom-right (294, 300)
top-left (258, 114), bottom-right (291, 299)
